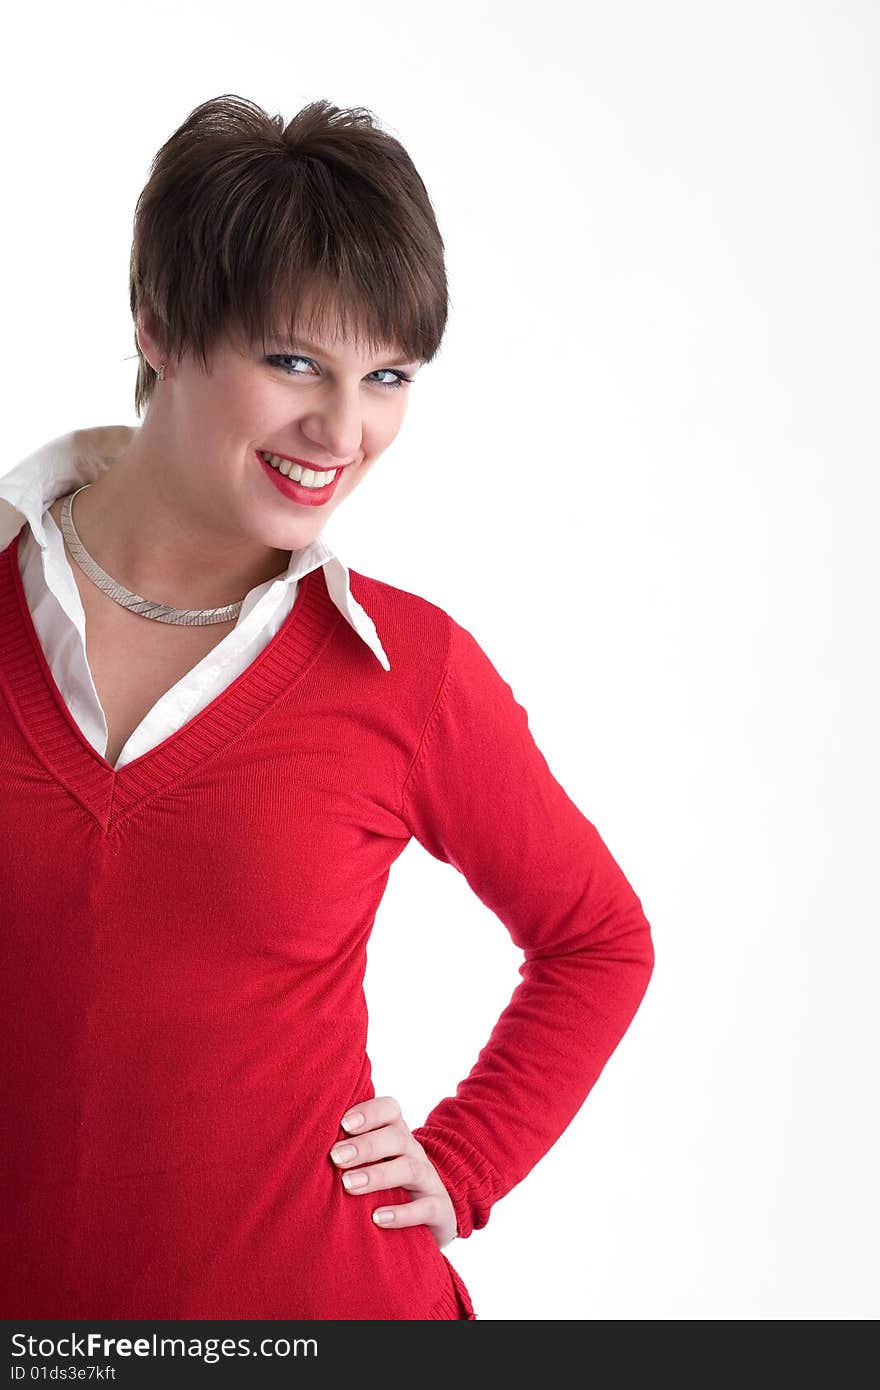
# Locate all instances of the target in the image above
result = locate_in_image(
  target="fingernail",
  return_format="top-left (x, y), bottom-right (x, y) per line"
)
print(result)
top-left (341, 1112), bottom-right (365, 1133)
top-left (330, 1144), bottom-right (357, 1164)
top-left (342, 1170), bottom-right (368, 1189)
top-left (373, 1209), bottom-right (395, 1225)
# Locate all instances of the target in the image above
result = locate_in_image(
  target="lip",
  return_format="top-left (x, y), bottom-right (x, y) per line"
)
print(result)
top-left (256, 449), bottom-right (345, 507)
top-left (260, 449), bottom-right (343, 471)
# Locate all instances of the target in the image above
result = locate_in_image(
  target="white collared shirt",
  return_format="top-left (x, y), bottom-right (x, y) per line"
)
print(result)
top-left (0, 425), bottom-right (391, 771)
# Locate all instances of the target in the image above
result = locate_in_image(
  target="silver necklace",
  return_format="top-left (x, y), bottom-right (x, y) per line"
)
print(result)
top-left (59, 484), bottom-right (243, 626)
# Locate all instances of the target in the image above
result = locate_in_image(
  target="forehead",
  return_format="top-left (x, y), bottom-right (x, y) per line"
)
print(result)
top-left (277, 334), bottom-right (414, 370)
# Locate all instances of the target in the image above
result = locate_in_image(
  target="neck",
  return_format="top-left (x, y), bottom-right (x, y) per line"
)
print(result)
top-left (64, 416), bottom-right (292, 608)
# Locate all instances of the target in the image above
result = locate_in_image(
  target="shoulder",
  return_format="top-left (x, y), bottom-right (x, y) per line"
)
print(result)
top-left (346, 566), bottom-right (504, 698)
top-left (347, 567), bottom-right (455, 673)
top-left (0, 499), bottom-right (24, 553)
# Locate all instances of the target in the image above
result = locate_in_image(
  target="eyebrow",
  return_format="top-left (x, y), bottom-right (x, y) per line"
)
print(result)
top-left (278, 337), bottom-right (420, 371)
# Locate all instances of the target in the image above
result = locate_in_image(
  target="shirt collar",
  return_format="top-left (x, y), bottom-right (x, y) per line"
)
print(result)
top-left (0, 425), bottom-right (391, 671)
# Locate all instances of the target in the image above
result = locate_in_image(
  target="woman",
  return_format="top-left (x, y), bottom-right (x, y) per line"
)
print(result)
top-left (0, 94), bottom-right (654, 1321)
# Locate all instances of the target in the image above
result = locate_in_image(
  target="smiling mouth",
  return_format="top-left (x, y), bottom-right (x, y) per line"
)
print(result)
top-left (257, 450), bottom-right (339, 489)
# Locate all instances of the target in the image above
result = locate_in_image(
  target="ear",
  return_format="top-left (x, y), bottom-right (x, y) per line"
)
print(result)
top-left (135, 299), bottom-right (164, 366)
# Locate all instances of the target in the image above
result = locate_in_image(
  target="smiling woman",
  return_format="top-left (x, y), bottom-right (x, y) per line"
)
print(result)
top-left (0, 93), bottom-right (654, 1323)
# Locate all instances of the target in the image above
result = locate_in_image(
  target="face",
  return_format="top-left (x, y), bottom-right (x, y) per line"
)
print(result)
top-left (137, 300), bottom-right (421, 558)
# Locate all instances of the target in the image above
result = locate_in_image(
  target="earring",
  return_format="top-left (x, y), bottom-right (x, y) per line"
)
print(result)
top-left (157, 363), bottom-right (167, 381)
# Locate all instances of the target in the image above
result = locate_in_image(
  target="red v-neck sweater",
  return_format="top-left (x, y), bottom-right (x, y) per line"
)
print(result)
top-left (0, 526), bottom-right (654, 1320)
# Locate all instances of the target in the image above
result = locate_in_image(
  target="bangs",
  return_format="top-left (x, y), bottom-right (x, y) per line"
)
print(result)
top-left (235, 269), bottom-right (425, 367)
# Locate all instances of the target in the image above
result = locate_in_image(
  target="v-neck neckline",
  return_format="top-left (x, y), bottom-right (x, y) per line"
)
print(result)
top-left (0, 527), bottom-right (340, 832)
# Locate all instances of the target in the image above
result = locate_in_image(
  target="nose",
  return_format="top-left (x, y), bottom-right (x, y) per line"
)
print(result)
top-left (298, 383), bottom-right (364, 465)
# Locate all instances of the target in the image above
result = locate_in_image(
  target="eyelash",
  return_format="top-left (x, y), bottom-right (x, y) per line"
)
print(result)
top-left (267, 355), bottom-right (413, 390)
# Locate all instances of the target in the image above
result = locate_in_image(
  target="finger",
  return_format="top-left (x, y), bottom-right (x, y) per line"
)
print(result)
top-left (370, 1194), bottom-right (447, 1230)
top-left (339, 1095), bottom-right (403, 1136)
top-left (330, 1122), bottom-right (413, 1171)
top-left (337, 1153), bottom-right (431, 1195)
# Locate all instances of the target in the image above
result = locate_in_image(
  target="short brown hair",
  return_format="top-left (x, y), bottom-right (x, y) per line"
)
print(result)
top-left (129, 94), bottom-right (449, 417)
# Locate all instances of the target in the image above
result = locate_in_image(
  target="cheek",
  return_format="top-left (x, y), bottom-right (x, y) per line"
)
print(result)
top-left (206, 372), bottom-right (273, 429)
top-left (184, 383), bottom-right (251, 444)
top-left (339, 460), bottom-right (375, 494)
top-left (369, 404), bottom-right (408, 455)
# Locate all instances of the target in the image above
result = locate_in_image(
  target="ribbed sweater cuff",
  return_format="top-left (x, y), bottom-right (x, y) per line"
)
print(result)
top-left (412, 1124), bottom-right (500, 1240)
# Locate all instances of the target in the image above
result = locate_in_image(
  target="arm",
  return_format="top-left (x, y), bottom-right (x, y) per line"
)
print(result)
top-left (403, 615), bottom-right (655, 1239)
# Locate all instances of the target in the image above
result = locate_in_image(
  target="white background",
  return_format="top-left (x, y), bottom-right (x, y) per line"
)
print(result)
top-left (2, 1), bottom-right (877, 1321)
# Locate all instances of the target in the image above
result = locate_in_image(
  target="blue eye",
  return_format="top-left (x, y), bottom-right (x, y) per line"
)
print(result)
top-left (267, 355), bottom-right (412, 390)
top-left (371, 367), bottom-right (413, 390)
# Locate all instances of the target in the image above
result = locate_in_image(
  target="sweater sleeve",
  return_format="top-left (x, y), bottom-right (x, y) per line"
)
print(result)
top-left (404, 615), bottom-right (654, 1239)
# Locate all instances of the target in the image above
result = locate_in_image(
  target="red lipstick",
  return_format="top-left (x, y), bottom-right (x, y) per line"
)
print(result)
top-left (257, 450), bottom-right (344, 507)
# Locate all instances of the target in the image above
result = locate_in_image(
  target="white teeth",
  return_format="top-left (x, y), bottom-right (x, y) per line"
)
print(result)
top-left (260, 451), bottom-right (338, 487)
